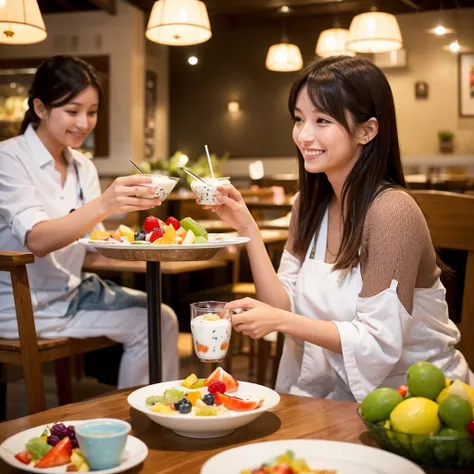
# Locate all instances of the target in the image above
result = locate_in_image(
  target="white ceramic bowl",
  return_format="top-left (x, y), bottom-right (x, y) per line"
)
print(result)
top-left (190, 177), bottom-right (231, 206)
top-left (127, 380), bottom-right (280, 439)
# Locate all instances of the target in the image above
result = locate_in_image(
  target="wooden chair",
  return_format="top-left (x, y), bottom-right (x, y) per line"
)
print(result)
top-left (0, 251), bottom-right (116, 417)
top-left (412, 191), bottom-right (474, 368)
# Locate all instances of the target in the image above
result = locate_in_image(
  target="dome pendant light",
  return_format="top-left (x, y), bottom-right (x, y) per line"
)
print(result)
top-left (347, 7), bottom-right (402, 54)
top-left (316, 27), bottom-right (355, 58)
top-left (0, 0), bottom-right (47, 45)
top-left (265, 9), bottom-right (303, 72)
top-left (146, 0), bottom-right (212, 46)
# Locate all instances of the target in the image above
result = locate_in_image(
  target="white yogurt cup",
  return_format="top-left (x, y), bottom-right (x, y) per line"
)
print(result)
top-left (191, 314), bottom-right (232, 362)
top-left (190, 177), bottom-right (231, 206)
top-left (137, 174), bottom-right (179, 200)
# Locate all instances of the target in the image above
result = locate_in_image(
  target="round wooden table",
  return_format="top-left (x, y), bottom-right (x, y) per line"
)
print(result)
top-left (0, 392), bottom-right (469, 474)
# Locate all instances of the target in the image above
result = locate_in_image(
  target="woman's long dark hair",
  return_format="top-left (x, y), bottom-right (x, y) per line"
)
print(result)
top-left (20, 55), bottom-right (104, 134)
top-left (289, 56), bottom-right (406, 271)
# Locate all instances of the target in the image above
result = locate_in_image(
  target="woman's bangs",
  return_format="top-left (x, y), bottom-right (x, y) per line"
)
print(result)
top-left (307, 69), bottom-right (348, 128)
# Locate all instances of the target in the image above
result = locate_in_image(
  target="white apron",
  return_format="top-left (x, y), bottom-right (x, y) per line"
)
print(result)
top-left (275, 207), bottom-right (473, 402)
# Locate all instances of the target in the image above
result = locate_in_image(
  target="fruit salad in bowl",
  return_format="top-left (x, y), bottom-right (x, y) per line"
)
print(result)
top-left (88, 216), bottom-right (209, 246)
top-left (127, 368), bottom-right (280, 438)
top-left (359, 361), bottom-right (474, 468)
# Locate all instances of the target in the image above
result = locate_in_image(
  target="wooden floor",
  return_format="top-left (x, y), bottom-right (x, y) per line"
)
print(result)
top-left (3, 347), bottom-right (265, 421)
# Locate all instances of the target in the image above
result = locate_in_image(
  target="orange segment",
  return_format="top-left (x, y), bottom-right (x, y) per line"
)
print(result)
top-left (186, 391), bottom-right (203, 406)
top-left (90, 229), bottom-right (110, 241)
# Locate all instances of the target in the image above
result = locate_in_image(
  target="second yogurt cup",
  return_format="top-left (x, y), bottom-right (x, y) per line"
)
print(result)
top-left (190, 301), bottom-right (232, 363)
top-left (190, 177), bottom-right (231, 206)
top-left (137, 174), bottom-right (179, 200)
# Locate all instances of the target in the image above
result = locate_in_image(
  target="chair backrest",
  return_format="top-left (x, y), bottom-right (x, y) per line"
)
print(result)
top-left (411, 191), bottom-right (474, 368)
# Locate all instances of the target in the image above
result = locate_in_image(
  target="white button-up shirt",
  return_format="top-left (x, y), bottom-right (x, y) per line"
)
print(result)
top-left (0, 125), bottom-right (102, 320)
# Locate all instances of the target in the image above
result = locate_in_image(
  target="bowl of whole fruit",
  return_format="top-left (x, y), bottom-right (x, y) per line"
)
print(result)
top-left (359, 361), bottom-right (474, 468)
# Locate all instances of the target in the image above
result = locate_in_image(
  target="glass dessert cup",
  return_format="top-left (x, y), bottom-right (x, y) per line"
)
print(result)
top-left (190, 301), bottom-right (232, 363)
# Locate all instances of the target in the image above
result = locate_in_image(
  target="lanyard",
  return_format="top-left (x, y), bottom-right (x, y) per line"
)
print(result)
top-left (69, 162), bottom-right (85, 214)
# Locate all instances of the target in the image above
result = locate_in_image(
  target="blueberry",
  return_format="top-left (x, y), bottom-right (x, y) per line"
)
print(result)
top-left (178, 400), bottom-right (192, 414)
top-left (47, 435), bottom-right (60, 446)
top-left (174, 397), bottom-right (187, 411)
top-left (202, 393), bottom-right (214, 406)
top-left (134, 230), bottom-right (146, 241)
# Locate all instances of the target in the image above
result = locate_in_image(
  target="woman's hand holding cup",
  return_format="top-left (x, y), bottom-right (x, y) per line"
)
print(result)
top-left (199, 184), bottom-right (257, 236)
top-left (99, 174), bottom-right (162, 216)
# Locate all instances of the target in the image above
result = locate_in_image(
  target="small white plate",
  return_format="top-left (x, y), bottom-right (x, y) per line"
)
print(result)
top-left (0, 421), bottom-right (148, 474)
top-left (127, 380), bottom-right (280, 439)
top-left (79, 235), bottom-right (250, 250)
top-left (200, 439), bottom-right (425, 474)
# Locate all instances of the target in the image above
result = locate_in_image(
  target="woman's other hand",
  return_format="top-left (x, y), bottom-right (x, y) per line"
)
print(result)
top-left (225, 297), bottom-right (283, 339)
top-left (100, 175), bottom-right (162, 216)
top-left (199, 184), bottom-right (256, 235)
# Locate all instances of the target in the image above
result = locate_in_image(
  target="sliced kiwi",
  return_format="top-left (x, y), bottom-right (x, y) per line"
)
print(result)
top-left (180, 217), bottom-right (208, 238)
top-left (194, 236), bottom-right (208, 244)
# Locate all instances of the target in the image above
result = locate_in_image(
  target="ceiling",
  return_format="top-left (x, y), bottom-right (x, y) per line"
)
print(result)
top-left (37, 0), bottom-right (474, 17)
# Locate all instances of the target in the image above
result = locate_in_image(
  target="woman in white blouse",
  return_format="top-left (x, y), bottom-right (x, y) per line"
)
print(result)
top-left (201, 56), bottom-right (473, 401)
top-left (0, 55), bottom-right (179, 388)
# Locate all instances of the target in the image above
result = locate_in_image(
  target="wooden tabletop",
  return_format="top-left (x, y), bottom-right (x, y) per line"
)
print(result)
top-left (0, 391), bottom-right (466, 474)
top-left (83, 253), bottom-right (227, 275)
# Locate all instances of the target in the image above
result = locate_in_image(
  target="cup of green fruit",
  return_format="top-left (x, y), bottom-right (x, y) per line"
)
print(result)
top-left (358, 361), bottom-right (474, 468)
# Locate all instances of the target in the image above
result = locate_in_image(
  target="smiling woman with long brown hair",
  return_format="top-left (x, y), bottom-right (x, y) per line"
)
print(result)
top-left (201, 56), bottom-right (473, 401)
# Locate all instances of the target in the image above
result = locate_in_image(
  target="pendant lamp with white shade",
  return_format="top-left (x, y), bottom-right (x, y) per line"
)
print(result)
top-left (346, 8), bottom-right (402, 53)
top-left (146, 0), bottom-right (212, 46)
top-left (315, 28), bottom-right (355, 58)
top-left (266, 42), bottom-right (303, 72)
top-left (0, 0), bottom-right (47, 44)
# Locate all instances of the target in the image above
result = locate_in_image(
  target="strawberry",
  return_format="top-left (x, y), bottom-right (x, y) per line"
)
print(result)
top-left (15, 450), bottom-right (32, 465)
top-left (166, 216), bottom-right (181, 230)
top-left (35, 436), bottom-right (72, 468)
top-left (150, 229), bottom-right (164, 243)
top-left (143, 216), bottom-right (161, 234)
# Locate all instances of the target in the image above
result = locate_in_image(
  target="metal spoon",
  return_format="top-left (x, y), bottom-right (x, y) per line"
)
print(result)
top-left (181, 167), bottom-right (207, 184)
top-left (128, 158), bottom-right (145, 174)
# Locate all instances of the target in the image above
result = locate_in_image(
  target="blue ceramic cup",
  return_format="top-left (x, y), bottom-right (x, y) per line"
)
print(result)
top-left (75, 419), bottom-right (131, 470)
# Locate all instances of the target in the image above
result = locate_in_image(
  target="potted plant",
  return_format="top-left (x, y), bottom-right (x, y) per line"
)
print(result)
top-left (438, 130), bottom-right (454, 154)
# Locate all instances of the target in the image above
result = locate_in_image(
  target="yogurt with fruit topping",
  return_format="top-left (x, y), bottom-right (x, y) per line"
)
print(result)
top-left (190, 177), bottom-right (231, 206)
top-left (191, 313), bottom-right (231, 362)
top-left (137, 174), bottom-right (179, 200)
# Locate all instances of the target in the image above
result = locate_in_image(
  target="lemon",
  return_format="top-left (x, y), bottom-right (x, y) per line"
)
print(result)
top-left (390, 397), bottom-right (441, 436)
top-left (447, 379), bottom-right (474, 407)
top-left (361, 388), bottom-right (403, 423)
top-left (438, 395), bottom-right (473, 430)
top-left (436, 387), bottom-right (450, 405)
top-left (407, 361), bottom-right (445, 401)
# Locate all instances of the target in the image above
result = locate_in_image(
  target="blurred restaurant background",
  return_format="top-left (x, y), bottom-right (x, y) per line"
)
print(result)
top-left (1, 0), bottom-right (474, 420)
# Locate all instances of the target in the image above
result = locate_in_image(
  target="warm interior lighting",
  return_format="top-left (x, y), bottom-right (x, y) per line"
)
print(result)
top-left (0, 0), bottom-right (47, 45)
top-left (228, 101), bottom-right (240, 113)
top-left (265, 43), bottom-right (303, 72)
top-left (347, 10), bottom-right (402, 53)
top-left (449, 40), bottom-right (460, 52)
top-left (315, 28), bottom-right (355, 57)
top-left (188, 55), bottom-right (198, 65)
top-left (146, 0), bottom-right (212, 46)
